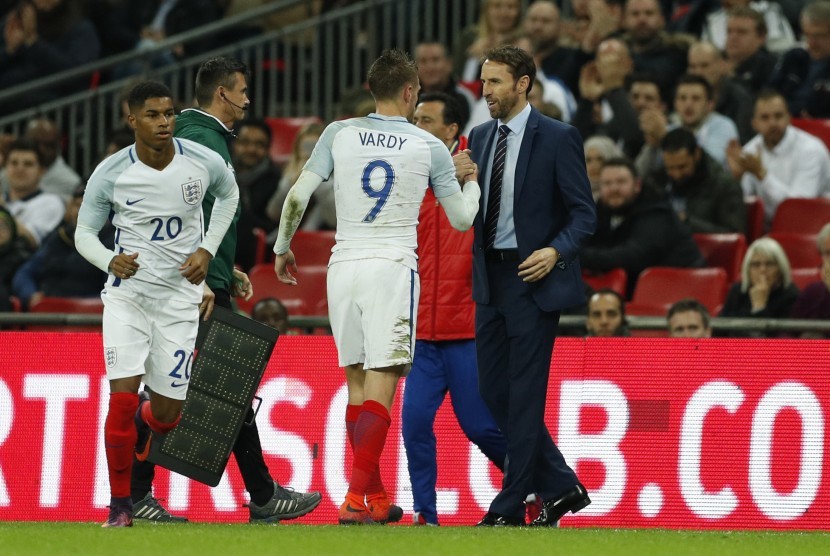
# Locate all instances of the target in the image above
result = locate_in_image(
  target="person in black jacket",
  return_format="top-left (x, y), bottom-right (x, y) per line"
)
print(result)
top-left (11, 185), bottom-right (112, 308)
top-left (581, 156), bottom-right (704, 297)
top-left (231, 119), bottom-right (281, 271)
top-left (646, 128), bottom-right (746, 234)
top-left (719, 237), bottom-right (799, 335)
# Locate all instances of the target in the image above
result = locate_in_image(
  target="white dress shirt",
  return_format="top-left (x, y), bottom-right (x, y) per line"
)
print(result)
top-left (741, 126), bottom-right (830, 222)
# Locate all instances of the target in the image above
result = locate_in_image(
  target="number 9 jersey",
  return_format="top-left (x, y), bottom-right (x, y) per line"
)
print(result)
top-left (304, 114), bottom-right (461, 270)
top-left (77, 138), bottom-right (238, 304)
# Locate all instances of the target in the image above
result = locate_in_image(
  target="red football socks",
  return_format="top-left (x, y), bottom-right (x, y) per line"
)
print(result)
top-left (139, 400), bottom-right (181, 434)
top-left (347, 400), bottom-right (391, 505)
top-left (104, 392), bottom-right (138, 498)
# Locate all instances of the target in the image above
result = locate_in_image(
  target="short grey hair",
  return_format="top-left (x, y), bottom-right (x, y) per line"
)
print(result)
top-left (584, 135), bottom-right (623, 160)
top-left (740, 237), bottom-right (792, 292)
top-left (803, 1), bottom-right (830, 25)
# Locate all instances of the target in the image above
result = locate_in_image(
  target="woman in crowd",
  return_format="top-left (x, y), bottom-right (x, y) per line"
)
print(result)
top-left (719, 237), bottom-right (799, 334)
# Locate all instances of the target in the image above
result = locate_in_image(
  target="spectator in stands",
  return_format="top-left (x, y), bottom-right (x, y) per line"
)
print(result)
top-left (523, 0), bottom-right (591, 97)
top-left (0, 0), bottom-right (101, 110)
top-left (0, 206), bottom-right (32, 302)
top-left (95, 0), bottom-right (222, 77)
top-left (725, 7), bottom-right (778, 96)
top-left (768, 1), bottom-right (830, 118)
top-left (647, 128), bottom-right (746, 233)
top-left (727, 89), bottom-right (830, 225)
top-left (573, 38), bottom-right (638, 147)
top-left (232, 119), bottom-right (281, 271)
top-left (22, 118), bottom-right (81, 200)
top-left (581, 157), bottom-right (704, 296)
top-left (637, 74), bottom-right (739, 176)
top-left (265, 122), bottom-right (333, 233)
top-left (452, 0), bottom-right (524, 82)
top-left (790, 222), bottom-right (830, 337)
top-left (585, 288), bottom-right (630, 336)
top-left (11, 185), bottom-right (111, 308)
top-left (415, 42), bottom-right (476, 131)
top-left (251, 297), bottom-right (290, 335)
top-left (667, 298), bottom-right (713, 337)
top-left (1, 139), bottom-right (64, 250)
top-left (584, 135), bottom-right (623, 200)
top-left (621, 0), bottom-right (695, 87)
top-left (570, 0), bottom-right (626, 54)
top-left (720, 237), bottom-right (799, 330)
top-left (687, 41), bottom-right (754, 144)
top-left (701, 0), bottom-right (795, 54)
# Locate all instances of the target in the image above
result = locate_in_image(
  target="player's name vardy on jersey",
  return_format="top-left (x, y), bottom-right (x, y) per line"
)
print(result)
top-left (358, 131), bottom-right (408, 150)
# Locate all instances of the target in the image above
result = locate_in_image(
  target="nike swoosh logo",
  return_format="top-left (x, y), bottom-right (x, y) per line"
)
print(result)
top-left (126, 198), bottom-right (145, 206)
top-left (344, 504), bottom-right (364, 513)
top-left (135, 432), bottom-right (153, 462)
top-left (170, 381), bottom-right (187, 388)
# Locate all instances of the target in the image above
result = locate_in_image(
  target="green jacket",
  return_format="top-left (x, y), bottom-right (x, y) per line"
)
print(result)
top-left (174, 108), bottom-right (240, 292)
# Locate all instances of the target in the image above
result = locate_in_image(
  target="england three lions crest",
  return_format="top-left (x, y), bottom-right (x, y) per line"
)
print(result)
top-left (181, 179), bottom-right (203, 205)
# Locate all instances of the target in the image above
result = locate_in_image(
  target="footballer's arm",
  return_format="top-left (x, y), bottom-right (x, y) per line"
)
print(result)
top-left (272, 170), bottom-right (323, 284)
top-left (437, 170), bottom-right (480, 232)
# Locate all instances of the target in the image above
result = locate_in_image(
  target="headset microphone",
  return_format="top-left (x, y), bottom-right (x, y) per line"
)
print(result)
top-left (221, 92), bottom-right (248, 112)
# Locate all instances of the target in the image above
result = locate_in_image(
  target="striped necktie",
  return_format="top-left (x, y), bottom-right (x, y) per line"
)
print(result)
top-left (485, 124), bottom-right (510, 250)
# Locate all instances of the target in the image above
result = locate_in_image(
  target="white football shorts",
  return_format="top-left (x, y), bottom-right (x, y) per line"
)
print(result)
top-left (327, 258), bottom-right (419, 372)
top-left (101, 291), bottom-right (199, 400)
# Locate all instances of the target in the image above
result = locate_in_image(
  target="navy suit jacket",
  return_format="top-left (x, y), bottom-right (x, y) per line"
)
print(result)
top-left (468, 107), bottom-right (596, 312)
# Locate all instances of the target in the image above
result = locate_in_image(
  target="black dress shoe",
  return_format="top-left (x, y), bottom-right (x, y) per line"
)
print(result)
top-left (530, 484), bottom-right (591, 527)
top-left (476, 512), bottom-right (524, 527)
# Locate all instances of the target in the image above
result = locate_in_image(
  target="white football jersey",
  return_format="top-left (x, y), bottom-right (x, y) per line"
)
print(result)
top-left (304, 113), bottom-right (460, 269)
top-left (78, 138), bottom-right (237, 303)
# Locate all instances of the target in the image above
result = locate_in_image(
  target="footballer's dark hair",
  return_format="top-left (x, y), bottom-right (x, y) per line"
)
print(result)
top-left (367, 49), bottom-right (419, 101)
top-left (195, 56), bottom-right (249, 107)
top-left (126, 81), bottom-right (173, 112)
top-left (483, 45), bottom-right (536, 95)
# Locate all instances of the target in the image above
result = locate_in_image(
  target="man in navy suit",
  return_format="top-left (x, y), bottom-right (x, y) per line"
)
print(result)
top-left (466, 45), bottom-right (597, 527)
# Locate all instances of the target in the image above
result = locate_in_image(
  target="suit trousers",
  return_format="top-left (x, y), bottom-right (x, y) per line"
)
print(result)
top-left (132, 288), bottom-right (274, 505)
top-left (475, 258), bottom-right (578, 519)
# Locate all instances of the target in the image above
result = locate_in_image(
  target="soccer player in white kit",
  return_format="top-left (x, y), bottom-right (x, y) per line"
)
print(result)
top-left (75, 81), bottom-right (239, 527)
top-left (273, 50), bottom-right (481, 525)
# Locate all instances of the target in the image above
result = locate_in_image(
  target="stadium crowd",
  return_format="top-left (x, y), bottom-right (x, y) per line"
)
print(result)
top-left (2, 0), bottom-right (830, 338)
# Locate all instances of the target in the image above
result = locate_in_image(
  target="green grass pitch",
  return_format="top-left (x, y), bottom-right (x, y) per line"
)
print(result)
top-left (1, 523), bottom-right (829, 556)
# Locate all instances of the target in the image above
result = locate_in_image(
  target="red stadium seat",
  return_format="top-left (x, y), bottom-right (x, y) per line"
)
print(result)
top-left (791, 267), bottom-right (821, 290)
top-left (744, 196), bottom-right (765, 242)
top-left (252, 227), bottom-right (269, 266)
top-left (582, 268), bottom-right (628, 297)
top-left (458, 80), bottom-right (482, 98)
top-left (626, 267), bottom-right (729, 317)
top-left (770, 198), bottom-right (830, 235)
top-left (692, 233), bottom-right (747, 283)
top-left (766, 232), bottom-right (821, 269)
top-left (10, 296), bottom-right (21, 312)
top-left (28, 296), bottom-right (104, 331)
top-left (238, 264), bottom-right (328, 317)
top-left (791, 118), bottom-right (830, 150)
top-left (265, 116), bottom-right (322, 166)
top-left (291, 230), bottom-right (336, 267)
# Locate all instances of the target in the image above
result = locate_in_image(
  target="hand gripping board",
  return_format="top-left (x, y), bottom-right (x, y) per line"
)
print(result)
top-left (147, 306), bottom-right (279, 486)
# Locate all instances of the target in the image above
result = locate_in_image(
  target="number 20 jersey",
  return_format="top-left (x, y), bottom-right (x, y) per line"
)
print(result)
top-left (304, 113), bottom-right (461, 270)
top-left (79, 138), bottom-right (236, 303)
